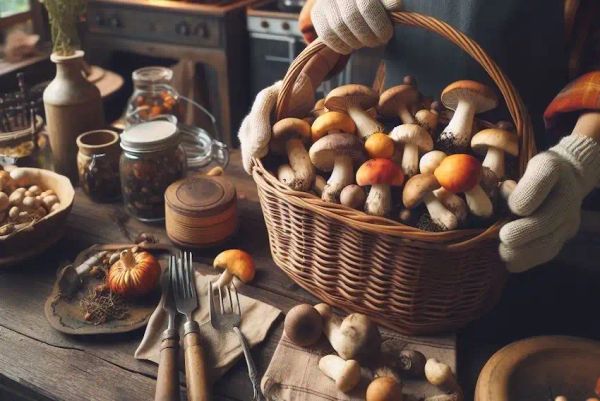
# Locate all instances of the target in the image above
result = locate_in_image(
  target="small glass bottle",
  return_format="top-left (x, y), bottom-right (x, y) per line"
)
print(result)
top-left (119, 120), bottom-right (186, 222)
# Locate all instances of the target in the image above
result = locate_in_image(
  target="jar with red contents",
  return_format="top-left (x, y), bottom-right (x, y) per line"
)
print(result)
top-left (124, 67), bottom-right (181, 125)
top-left (119, 120), bottom-right (186, 222)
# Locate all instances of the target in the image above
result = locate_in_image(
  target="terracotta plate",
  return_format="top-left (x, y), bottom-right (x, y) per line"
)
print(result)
top-left (44, 244), bottom-right (172, 335)
top-left (475, 336), bottom-right (600, 401)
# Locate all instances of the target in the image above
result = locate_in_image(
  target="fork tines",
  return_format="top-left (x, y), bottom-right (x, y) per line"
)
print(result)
top-left (210, 282), bottom-right (242, 317)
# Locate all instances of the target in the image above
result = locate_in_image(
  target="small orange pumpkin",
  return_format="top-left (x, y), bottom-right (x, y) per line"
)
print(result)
top-left (107, 249), bottom-right (161, 297)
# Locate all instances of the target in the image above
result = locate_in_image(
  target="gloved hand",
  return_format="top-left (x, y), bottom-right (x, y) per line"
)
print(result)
top-left (499, 135), bottom-right (600, 272)
top-left (310, 0), bottom-right (402, 55)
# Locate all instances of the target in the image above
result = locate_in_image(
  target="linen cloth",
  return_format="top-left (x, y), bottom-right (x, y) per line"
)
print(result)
top-left (135, 272), bottom-right (281, 380)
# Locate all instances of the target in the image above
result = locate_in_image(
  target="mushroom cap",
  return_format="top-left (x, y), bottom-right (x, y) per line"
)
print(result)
top-left (402, 173), bottom-right (441, 208)
top-left (309, 133), bottom-right (365, 172)
top-left (213, 249), bottom-right (256, 283)
top-left (365, 133), bottom-right (395, 159)
top-left (415, 108), bottom-right (439, 130)
top-left (389, 124), bottom-right (433, 151)
top-left (325, 84), bottom-right (379, 112)
top-left (284, 304), bottom-right (323, 346)
top-left (337, 313), bottom-right (382, 361)
top-left (424, 358), bottom-right (455, 387)
top-left (311, 111), bottom-right (356, 142)
top-left (271, 118), bottom-right (312, 154)
top-left (378, 85), bottom-right (420, 117)
top-left (471, 127), bottom-right (519, 156)
top-left (434, 154), bottom-right (482, 193)
top-left (419, 150), bottom-right (447, 174)
top-left (441, 80), bottom-right (498, 113)
top-left (356, 159), bottom-right (404, 187)
top-left (340, 184), bottom-right (367, 209)
top-left (366, 377), bottom-right (403, 401)
top-left (337, 359), bottom-right (362, 392)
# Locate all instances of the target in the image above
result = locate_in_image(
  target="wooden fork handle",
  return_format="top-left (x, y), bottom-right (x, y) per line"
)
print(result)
top-left (155, 329), bottom-right (181, 401)
top-left (183, 322), bottom-right (210, 401)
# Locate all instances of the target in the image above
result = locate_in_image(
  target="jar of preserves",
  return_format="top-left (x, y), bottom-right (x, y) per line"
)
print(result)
top-left (124, 67), bottom-right (181, 126)
top-left (119, 120), bottom-right (186, 222)
top-left (77, 129), bottom-right (121, 202)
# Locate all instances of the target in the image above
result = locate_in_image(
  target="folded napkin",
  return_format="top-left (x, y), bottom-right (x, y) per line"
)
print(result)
top-left (135, 272), bottom-right (281, 381)
top-left (261, 331), bottom-right (456, 401)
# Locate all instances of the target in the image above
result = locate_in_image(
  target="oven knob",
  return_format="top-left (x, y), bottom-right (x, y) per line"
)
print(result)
top-left (108, 15), bottom-right (122, 28)
top-left (281, 22), bottom-right (290, 31)
top-left (94, 15), bottom-right (105, 26)
top-left (176, 22), bottom-right (191, 36)
top-left (260, 20), bottom-right (270, 29)
top-left (194, 24), bottom-right (208, 38)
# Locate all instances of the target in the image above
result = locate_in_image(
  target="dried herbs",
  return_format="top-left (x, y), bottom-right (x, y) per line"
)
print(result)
top-left (80, 285), bottom-right (128, 325)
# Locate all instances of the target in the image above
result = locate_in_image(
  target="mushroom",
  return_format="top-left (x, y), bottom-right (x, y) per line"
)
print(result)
top-left (415, 102), bottom-right (440, 134)
top-left (433, 188), bottom-right (468, 225)
top-left (499, 179), bottom-right (517, 201)
top-left (309, 133), bottom-right (365, 203)
top-left (365, 132), bottom-right (395, 159)
top-left (438, 80), bottom-right (498, 152)
top-left (212, 249), bottom-right (256, 289)
top-left (434, 154), bottom-right (493, 218)
top-left (284, 304), bottom-right (323, 346)
top-left (318, 355), bottom-right (362, 393)
top-left (425, 359), bottom-right (463, 399)
top-left (554, 397), bottom-right (568, 401)
top-left (313, 175), bottom-right (327, 197)
top-left (398, 208), bottom-right (414, 225)
top-left (311, 111), bottom-right (356, 142)
top-left (277, 164), bottom-right (296, 189)
top-left (0, 192), bottom-right (8, 213)
top-left (271, 118), bottom-right (315, 191)
top-left (398, 350), bottom-right (427, 378)
top-left (325, 85), bottom-right (384, 139)
top-left (471, 126), bottom-right (518, 178)
top-left (480, 166), bottom-right (500, 200)
top-left (403, 174), bottom-right (458, 231)
top-left (356, 159), bottom-right (405, 217)
top-left (378, 85), bottom-right (420, 124)
top-left (312, 98), bottom-right (327, 118)
top-left (0, 171), bottom-right (15, 194)
top-left (390, 124), bottom-right (433, 176)
top-left (314, 303), bottom-right (381, 362)
top-left (340, 184), bottom-right (367, 210)
top-left (419, 150), bottom-right (447, 174)
top-left (366, 369), bottom-right (403, 401)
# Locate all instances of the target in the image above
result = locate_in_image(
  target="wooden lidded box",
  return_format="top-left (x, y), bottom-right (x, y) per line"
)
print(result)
top-left (165, 175), bottom-right (237, 248)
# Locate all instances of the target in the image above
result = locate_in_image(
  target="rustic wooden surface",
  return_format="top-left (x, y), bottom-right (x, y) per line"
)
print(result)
top-left (0, 151), bottom-right (455, 401)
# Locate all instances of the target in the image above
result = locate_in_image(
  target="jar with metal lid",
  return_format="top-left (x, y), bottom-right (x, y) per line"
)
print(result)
top-left (119, 120), bottom-right (187, 222)
top-left (124, 67), bottom-right (181, 125)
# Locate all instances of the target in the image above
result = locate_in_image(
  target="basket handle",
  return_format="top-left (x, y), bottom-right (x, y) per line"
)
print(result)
top-left (276, 11), bottom-right (536, 174)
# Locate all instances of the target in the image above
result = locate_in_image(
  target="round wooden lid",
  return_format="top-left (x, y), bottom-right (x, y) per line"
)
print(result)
top-left (165, 175), bottom-right (236, 218)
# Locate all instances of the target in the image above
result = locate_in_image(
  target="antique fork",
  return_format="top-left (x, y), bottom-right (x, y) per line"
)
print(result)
top-left (209, 282), bottom-right (264, 401)
top-left (172, 252), bottom-right (210, 401)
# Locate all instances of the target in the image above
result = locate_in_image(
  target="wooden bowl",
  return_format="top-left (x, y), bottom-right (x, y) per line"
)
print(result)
top-left (0, 168), bottom-right (75, 268)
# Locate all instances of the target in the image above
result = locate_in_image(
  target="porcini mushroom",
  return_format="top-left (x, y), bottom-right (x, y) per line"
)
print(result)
top-left (390, 124), bottom-right (433, 176)
top-left (313, 175), bottom-right (327, 197)
top-left (434, 154), bottom-right (493, 218)
top-left (311, 111), bottom-right (356, 142)
top-left (213, 249), bottom-right (255, 289)
top-left (419, 150), bottom-right (447, 174)
top-left (366, 369), bottom-right (403, 401)
top-left (318, 355), bottom-right (362, 393)
top-left (416, 101), bottom-right (441, 134)
top-left (499, 179), bottom-right (517, 201)
top-left (284, 304), bottom-right (323, 346)
top-left (433, 188), bottom-right (468, 225)
top-left (312, 98), bottom-right (327, 118)
top-left (340, 184), bottom-right (367, 210)
top-left (277, 164), bottom-right (296, 189)
top-left (365, 132), bottom-right (395, 159)
top-left (314, 303), bottom-right (381, 362)
top-left (403, 173), bottom-right (458, 231)
top-left (271, 118), bottom-right (315, 191)
top-left (471, 126), bottom-right (519, 178)
top-left (438, 80), bottom-right (498, 152)
top-left (378, 84), bottom-right (420, 124)
top-left (425, 359), bottom-right (463, 400)
top-left (325, 85), bottom-right (384, 139)
top-left (309, 133), bottom-right (365, 203)
top-left (356, 159), bottom-right (405, 217)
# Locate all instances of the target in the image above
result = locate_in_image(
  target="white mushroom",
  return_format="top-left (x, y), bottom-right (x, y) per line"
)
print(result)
top-left (419, 150), bottom-right (447, 174)
top-left (425, 359), bottom-right (463, 400)
top-left (403, 173), bottom-right (458, 231)
top-left (471, 126), bottom-right (519, 178)
top-left (325, 85), bottom-right (383, 139)
top-left (318, 355), bottom-right (362, 393)
top-left (390, 124), bottom-right (433, 177)
top-left (271, 118), bottom-right (315, 191)
top-left (339, 184), bottom-right (367, 210)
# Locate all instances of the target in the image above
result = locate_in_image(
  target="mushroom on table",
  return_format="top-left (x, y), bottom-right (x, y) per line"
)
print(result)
top-left (403, 173), bottom-right (458, 231)
top-left (318, 355), bottom-right (362, 393)
top-left (271, 118), bottom-right (315, 191)
top-left (378, 84), bottom-right (421, 125)
top-left (366, 368), bottom-right (403, 401)
top-left (309, 133), bottom-right (365, 203)
top-left (212, 249), bottom-right (256, 289)
top-left (356, 159), bottom-right (405, 217)
top-left (390, 124), bottom-right (433, 177)
top-left (471, 125), bottom-right (519, 178)
top-left (438, 80), bottom-right (498, 153)
top-left (325, 84), bottom-right (383, 139)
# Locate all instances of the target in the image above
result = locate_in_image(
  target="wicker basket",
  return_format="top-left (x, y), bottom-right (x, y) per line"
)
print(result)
top-left (251, 11), bottom-right (536, 335)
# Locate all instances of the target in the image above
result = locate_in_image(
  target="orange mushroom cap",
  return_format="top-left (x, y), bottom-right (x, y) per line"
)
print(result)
top-left (213, 249), bottom-right (256, 283)
top-left (365, 133), bottom-right (395, 159)
top-left (356, 159), bottom-right (404, 187)
top-left (434, 154), bottom-right (482, 193)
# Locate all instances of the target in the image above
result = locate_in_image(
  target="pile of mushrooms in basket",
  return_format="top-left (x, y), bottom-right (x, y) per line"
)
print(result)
top-left (268, 77), bottom-right (519, 231)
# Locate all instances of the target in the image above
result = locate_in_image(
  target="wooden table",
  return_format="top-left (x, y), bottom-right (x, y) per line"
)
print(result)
top-left (0, 151), bottom-right (455, 401)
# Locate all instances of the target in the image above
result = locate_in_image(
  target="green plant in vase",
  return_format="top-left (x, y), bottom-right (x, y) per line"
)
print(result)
top-left (40, 0), bottom-right (86, 56)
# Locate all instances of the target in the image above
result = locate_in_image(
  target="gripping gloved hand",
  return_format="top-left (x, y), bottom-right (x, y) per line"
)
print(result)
top-left (499, 135), bottom-right (600, 272)
top-left (310, 0), bottom-right (402, 55)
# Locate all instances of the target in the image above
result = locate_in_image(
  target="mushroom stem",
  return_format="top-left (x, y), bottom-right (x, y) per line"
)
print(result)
top-left (398, 106), bottom-right (416, 124)
top-left (319, 355), bottom-right (362, 393)
top-left (347, 106), bottom-right (384, 139)
top-left (401, 143), bottom-right (420, 177)
top-left (423, 192), bottom-right (458, 230)
top-left (313, 175), bottom-right (326, 197)
top-left (323, 155), bottom-right (354, 203)
top-left (464, 184), bottom-right (493, 218)
top-left (482, 147), bottom-right (505, 178)
top-left (499, 179), bottom-right (517, 201)
top-left (214, 269), bottom-right (234, 289)
top-left (277, 164), bottom-right (296, 188)
top-left (286, 138), bottom-right (315, 191)
top-left (433, 188), bottom-right (468, 224)
top-left (365, 184), bottom-right (391, 217)
top-left (441, 100), bottom-right (476, 150)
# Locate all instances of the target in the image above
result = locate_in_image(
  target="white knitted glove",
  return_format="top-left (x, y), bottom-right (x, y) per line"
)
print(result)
top-left (499, 135), bottom-right (600, 272)
top-left (311, 0), bottom-right (402, 55)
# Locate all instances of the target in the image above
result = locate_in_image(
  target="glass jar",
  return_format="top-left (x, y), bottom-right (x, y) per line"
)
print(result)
top-left (124, 67), bottom-right (181, 126)
top-left (77, 130), bottom-right (121, 202)
top-left (119, 120), bottom-right (187, 222)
